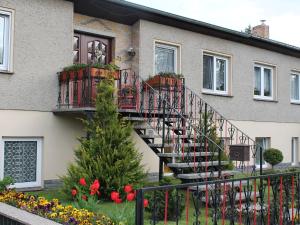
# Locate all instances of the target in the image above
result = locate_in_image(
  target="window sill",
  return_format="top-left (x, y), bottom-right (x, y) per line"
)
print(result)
top-left (202, 90), bottom-right (233, 98)
top-left (253, 97), bottom-right (277, 103)
top-left (291, 101), bottom-right (300, 105)
top-left (0, 70), bottom-right (14, 75)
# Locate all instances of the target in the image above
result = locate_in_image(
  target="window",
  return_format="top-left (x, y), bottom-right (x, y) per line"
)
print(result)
top-left (203, 54), bottom-right (228, 94)
top-left (155, 43), bottom-right (177, 74)
top-left (0, 138), bottom-right (42, 188)
top-left (0, 9), bottom-right (12, 71)
top-left (291, 73), bottom-right (300, 102)
top-left (255, 137), bottom-right (270, 167)
top-left (292, 137), bottom-right (298, 165)
top-left (254, 64), bottom-right (273, 99)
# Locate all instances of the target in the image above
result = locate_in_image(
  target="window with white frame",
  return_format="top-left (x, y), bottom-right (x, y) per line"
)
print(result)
top-left (203, 54), bottom-right (228, 94)
top-left (155, 43), bottom-right (177, 74)
top-left (0, 9), bottom-right (12, 71)
top-left (255, 137), bottom-right (270, 167)
top-left (254, 64), bottom-right (274, 99)
top-left (1, 138), bottom-right (42, 188)
top-left (291, 73), bottom-right (300, 102)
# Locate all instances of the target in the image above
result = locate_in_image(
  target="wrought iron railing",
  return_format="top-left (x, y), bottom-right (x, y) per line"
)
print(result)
top-left (117, 71), bottom-right (263, 176)
top-left (136, 171), bottom-right (300, 225)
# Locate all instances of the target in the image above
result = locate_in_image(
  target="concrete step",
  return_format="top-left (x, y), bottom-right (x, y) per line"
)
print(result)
top-left (177, 170), bottom-right (236, 180)
top-left (123, 116), bottom-right (146, 122)
top-left (167, 161), bottom-right (229, 168)
top-left (201, 191), bottom-right (260, 203)
top-left (190, 180), bottom-right (248, 192)
top-left (157, 152), bottom-right (217, 157)
top-left (148, 143), bottom-right (204, 148)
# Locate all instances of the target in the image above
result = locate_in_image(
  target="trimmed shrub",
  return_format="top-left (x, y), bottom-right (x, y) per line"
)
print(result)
top-left (263, 148), bottom-right (283, 169)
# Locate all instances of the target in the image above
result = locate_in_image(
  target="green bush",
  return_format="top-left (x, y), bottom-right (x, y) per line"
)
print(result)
top-left (145, 176), bottom-right (185, 222)
top-left (0, 177), bottom-right (14, 192)
top-left (263, 148), bottom-right (283, 169)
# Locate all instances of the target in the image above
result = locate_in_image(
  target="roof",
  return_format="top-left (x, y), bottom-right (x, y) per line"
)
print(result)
top-left (69, 0), bottom-right (300, 58)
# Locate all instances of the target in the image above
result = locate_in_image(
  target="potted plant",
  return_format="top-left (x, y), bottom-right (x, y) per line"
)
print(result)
top-left (61, 64), bottom-right (88, 81)
top-left (146, 72), bottom-right (184, 88)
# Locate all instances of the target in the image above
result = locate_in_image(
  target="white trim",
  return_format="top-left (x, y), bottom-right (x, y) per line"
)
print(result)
top-left (291, 72), bottom-right (300, 103)
top-left (291, 137), bottom-right (299, 166)
top-left (0, 137), bottom-right (42, 188)
top-left (253, 64), bottom-right (274, 100)
top-left (202, 53), bottom-right (229, 95)
top-left (0, 8), bottom-right (13, 72)
top-left (153, 41), bottom-right (180, 74)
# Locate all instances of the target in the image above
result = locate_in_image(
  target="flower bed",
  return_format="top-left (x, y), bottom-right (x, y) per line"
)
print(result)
top-left (0, 190), bottom-right (114, 225)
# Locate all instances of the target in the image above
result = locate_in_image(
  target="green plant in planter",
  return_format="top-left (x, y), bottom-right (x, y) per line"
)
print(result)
top-left (0, 177), bottom-right (14, 192)
top-left (145, 176), bottom-right (185, 222)
top-left (263, 148), bottom-right (283, 169)
top-left (63, 63), bottom-right (88, 72)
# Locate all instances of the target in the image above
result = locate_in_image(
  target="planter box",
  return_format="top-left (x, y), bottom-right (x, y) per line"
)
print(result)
top-left (90, 68), bottom-right (120, 79)
top-left (229, 144), bottom-right (250, 161)
top-left (0, 203), bottom-right (61, 225)
top-left (146, 75), bottom-right (182, 88)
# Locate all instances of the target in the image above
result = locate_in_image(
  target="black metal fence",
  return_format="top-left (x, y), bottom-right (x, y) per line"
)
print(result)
top-left (0, 214), bottom-right (25, 225)
top-left (136, 172), bottom-right (300, 225)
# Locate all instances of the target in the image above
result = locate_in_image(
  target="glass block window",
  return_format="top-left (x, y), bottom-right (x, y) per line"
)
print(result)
top-left (203, 53), bottom-right (228, 94)
top-left (155, 43), bottom-right (177, 74)
top-left (4, 141), bottom-right (38, 183)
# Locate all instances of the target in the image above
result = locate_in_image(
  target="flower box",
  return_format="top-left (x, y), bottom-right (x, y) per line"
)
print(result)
top-left (90, 68), bottom-right (120, 80)
top-left (146, 75), bottom-right (183, 88)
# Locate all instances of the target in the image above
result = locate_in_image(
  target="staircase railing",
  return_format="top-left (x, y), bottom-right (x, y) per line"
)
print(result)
top-left (118, 70), bottom-right (263, 176)
top-left (118, 70), bottom-right (236, 180)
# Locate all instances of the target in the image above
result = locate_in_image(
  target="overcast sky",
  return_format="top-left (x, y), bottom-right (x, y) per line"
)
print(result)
top-left (127, 0), bottom-right (300, 47)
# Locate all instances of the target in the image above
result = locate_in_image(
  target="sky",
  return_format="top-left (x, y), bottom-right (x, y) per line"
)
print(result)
top-left (127, 0), bottom-right (300, 47)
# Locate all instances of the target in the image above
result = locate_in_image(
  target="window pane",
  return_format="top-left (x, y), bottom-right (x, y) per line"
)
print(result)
top-left (155, 46), bottom-right (175, 74)
top-left (203, 55), bottom-right (214, 90)
top-left (264, 68), bottom-right (272, 97)
top-left (216, 58), bottom-right (226, 91)
top-left (291, 74), bottom-right (300, 100)
top-left (4, 141), bottom-right (37, 183)
top-left (255, 137), bottom-right (269, 165)
top-left (0, 16), bottom-right (4, 65)
top-left (254, 67), bottom-right (261, 95)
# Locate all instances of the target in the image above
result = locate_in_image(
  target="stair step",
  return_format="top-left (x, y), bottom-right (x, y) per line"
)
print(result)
top-left (201, 192), bottom-right (260, 203)
top-left (139, 134), bottom-right (190, 139)
top-left (157, 152), bottom-right (217, 157)
top-left (123, 117), bottom-right (146, 122)
top-left (177, 170), bottom-right (236, 180)
top-left (190, 180), bottom-right (248, 191)
top-left (167, 161), bottom-right (229, 168)
top-left (148, 143), bottom-right (204, 148)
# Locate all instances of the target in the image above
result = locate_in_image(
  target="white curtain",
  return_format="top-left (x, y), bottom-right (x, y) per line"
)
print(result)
top-left (291, 75), bottom-right (299, 100)
top-left (216, 58), bottom-right (226, 91)
top-left (264, 68), bottom-right (272, 96)
top-left (254, 67), bottom-right (261, 95)
top-left (155, 46), bottom-right (175, 74)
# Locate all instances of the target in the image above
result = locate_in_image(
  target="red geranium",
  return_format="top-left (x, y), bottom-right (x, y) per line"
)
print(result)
top-left (82, 195), bottom-right (87, 201)
top-left (71, 189), bottom-right (77, 196)
top-left (89, 179), bottom-right (100, 196)
top-left (110, 191), bottom-right (119, 201)
top-left (126, 193), bottom-right (135, 201)
top-left (79, 178), bottom-right (87, 186)
top-left (143, 199), bottom-right (149, 208)
top-left (124, 184), bottom-right (133, 193)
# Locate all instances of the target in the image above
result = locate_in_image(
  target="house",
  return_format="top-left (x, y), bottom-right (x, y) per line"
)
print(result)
top-left (1, 0), bottom-right (300, 189)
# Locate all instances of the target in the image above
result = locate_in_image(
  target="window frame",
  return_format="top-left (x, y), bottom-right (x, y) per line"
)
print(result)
top-left (291, 137), bottom-right (299, 166)
top-left (255, 137), bottom-right (271, 168)
top-left (202, 53), bottom-right (229, 95)
top-left (291, 72), bottom-right (300, 103)
top-left (253, 64), bottom-right (274, 100)
top-left (0, 8), bottom-right (12, 72)
top-left (0, 137), bottom-right (42, 188)
top-left (154, 42), bottom-right (178, 75)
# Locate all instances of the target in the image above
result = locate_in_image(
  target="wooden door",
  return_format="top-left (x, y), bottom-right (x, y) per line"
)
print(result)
top-left (73, 33), bottom-right (111, 64)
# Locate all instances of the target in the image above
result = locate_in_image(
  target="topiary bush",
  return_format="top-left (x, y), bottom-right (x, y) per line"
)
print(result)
top-left (263, 148), bottom-right (283, 169)
top-left (145, 176), bottom-right (185, 222)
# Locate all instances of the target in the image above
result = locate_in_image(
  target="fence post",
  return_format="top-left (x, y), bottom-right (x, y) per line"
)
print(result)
top-left (135, 189), bottom-right (144, 225)
top-left (260, 146), bottom-right (263, 175)
top-left (160, 100), bottom-right (166, 181)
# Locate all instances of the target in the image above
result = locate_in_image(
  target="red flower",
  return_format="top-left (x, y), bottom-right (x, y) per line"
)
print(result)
top-left (126, 193), bottom-right (135, 201)
top-left (115, 198), bottom-right (122, 204)
top-left (82, 195), bottom-right (87, 201)
top-left (124, 185), bottom-right (133, 193)
top-left (79, 178), bottom-right (87, 186)
top-left (110, 191), bottom-right (119, 201)
top-left (71, 189), bottom-right (77, 196)
top-left (143, 199), bottom-right (149, 208)
top-left (92, 179), bottom-right (100, 190)
top-left (90, 189), bottom-right (97, 196)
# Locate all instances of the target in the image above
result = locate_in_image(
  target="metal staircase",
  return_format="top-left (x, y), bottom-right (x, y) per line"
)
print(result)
top-left (117, 70), bottom-right (263, 183)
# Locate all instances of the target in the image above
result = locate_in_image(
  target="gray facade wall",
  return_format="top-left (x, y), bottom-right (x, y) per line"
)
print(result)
top-left (0, 0), bottom-right (73, 111)
top-left (137, 20), bottom-right (300, 123)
